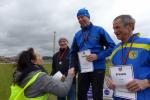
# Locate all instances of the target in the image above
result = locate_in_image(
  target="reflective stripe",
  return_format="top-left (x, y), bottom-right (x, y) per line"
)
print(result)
top-left (110, 43), bottom-right (150, 60)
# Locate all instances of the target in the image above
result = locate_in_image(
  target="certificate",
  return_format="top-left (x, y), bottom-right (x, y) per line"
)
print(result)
top-left (110, 65), bottom-right (136, 99)
top-left (53, 71), bottom-right (63, 81)
top-left (78, 49), bottom-right (94, 73)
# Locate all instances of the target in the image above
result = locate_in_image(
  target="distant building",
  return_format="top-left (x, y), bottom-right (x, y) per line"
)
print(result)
top-left (0, 56), bottom-right (52, 64)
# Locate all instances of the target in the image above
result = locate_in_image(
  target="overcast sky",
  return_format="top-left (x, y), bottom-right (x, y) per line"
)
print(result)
top-left (0, 0), bottom-right (150, 57)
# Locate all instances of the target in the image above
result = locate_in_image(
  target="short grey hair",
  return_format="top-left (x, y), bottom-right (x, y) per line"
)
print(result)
top-left (58, 37), bottom-right (68, 43)
top-left (114, 15), bottom-right (135, 30)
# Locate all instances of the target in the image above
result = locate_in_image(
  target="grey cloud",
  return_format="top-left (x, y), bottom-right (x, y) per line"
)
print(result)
top-left (0, 0), bottom-right (150, 57)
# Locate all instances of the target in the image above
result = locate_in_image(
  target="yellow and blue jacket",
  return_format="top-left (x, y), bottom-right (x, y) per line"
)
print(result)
top-left (110, 33), bottom-right (150, 100)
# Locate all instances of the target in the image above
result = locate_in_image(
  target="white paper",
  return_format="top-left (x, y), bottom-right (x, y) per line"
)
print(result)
top-left (53, 71), bottom-right (63, 81)
top-left (78, 49), bottom-right (94, 73)
top-left (110, 65), bottom-right (136, 99)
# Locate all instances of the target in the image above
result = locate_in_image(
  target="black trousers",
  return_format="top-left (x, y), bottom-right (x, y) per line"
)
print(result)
top-left (78, 69), bottom-right (105, 100)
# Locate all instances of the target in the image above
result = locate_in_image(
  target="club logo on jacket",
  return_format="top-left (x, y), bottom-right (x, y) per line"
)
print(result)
top-left (91, 35), bottom-right (98, 41)
top-left (129, 50), bottom-right (138, 59)
top-left (92, 36), bottom-right (97, 40)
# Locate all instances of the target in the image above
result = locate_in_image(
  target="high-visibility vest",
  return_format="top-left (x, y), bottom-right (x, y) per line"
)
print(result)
top-left (9, 72), bottom-right (48, 100)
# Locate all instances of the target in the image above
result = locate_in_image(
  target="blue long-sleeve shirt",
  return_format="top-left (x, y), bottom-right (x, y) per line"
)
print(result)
top-left (70, 23), bottom-right (116, 71)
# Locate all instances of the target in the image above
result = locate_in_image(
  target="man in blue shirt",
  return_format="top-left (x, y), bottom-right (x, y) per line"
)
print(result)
top-left (70, 8), bottom-right (116, 100)
top-left (107, 15), bottom-right (150, 100)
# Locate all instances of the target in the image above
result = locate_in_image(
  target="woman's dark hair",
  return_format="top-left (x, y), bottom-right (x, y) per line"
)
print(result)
top-left (13, 48), bottom-right (46, 84)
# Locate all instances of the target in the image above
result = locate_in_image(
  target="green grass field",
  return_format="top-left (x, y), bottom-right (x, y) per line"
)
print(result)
top-left (0, 64), bottom-right (13, 100)
top-left (0, 63), bottom-right (56, 100)
top-left (0, 62), bottom-right (111, 100)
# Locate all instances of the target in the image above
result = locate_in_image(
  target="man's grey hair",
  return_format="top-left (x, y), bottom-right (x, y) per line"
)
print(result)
top-left (58, 37), bottom-right (68, 43)
top-left (114, 15), bottom-right (135, 30)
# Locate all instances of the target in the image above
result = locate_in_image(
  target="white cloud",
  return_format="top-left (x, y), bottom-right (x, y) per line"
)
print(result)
top-left (0, 0), bottom-right (150, 56)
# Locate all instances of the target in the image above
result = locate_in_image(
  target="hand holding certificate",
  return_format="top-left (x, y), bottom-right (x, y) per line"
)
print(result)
top-left (78, 49), bottom-right (94, 73)
top-left (53, 71), bottom-right (63, 81)
top-left (110, 65), bottom-right (136, 99)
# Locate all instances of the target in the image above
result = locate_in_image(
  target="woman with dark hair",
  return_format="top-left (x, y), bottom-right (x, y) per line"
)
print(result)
top-left (9, 48), bottom-right (75, 100)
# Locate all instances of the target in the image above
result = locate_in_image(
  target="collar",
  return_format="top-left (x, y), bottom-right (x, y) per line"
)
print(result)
top-left (81, 23), bottom-right (93, 31)
top-left (128, 33), bottom-right (139, 43)
top-left (59, 47), bottom-right (69, 52)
